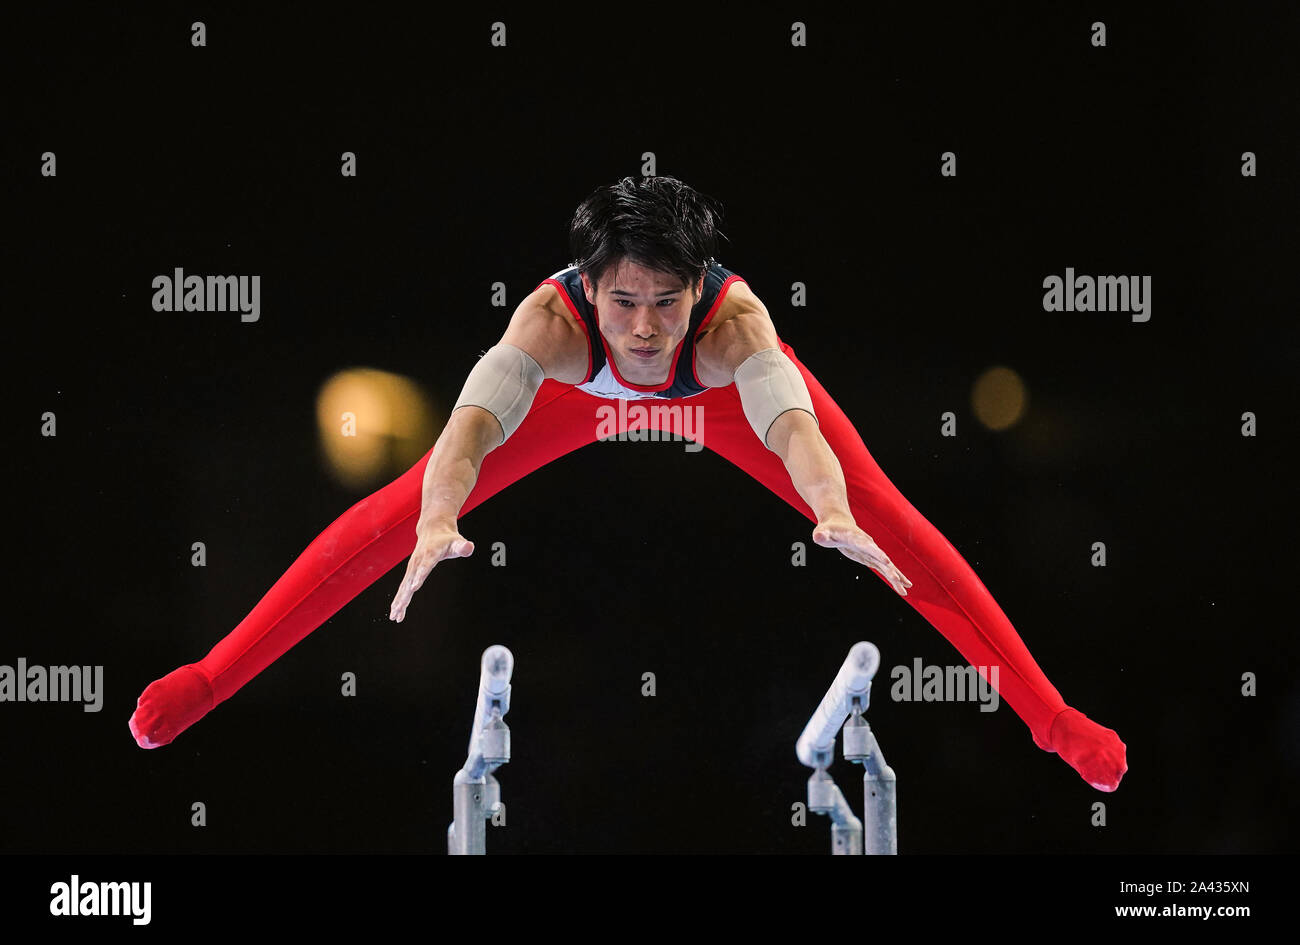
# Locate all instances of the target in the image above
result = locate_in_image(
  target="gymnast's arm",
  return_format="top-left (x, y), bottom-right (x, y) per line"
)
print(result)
top-left (696, 287), bottom-right (912, 596)
top-left (388, 285), bottom-right (588, 623)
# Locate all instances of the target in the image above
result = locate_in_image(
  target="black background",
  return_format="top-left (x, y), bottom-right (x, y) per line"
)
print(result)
top-left (7, 4), bottom-right (1298, 861)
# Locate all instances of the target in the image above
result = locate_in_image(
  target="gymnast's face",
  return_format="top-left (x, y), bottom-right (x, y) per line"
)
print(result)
top-left (581, 259), bottom-right (703, 383)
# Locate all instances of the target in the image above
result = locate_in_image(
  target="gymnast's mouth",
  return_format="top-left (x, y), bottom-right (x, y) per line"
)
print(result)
top-left (630, 347), bottom-right (659, 359)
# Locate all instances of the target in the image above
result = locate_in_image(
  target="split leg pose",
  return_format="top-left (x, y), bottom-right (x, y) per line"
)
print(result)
top-left (132, 177), bottom-right (1126, 793)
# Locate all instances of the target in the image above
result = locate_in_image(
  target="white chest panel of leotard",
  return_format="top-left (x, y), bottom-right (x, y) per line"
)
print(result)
top-left (577, 361), bottom-right (674, 401)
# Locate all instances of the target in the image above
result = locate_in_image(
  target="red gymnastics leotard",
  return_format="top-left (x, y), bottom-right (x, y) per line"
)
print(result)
top-left (130, 263), bottom-right (1127, 792)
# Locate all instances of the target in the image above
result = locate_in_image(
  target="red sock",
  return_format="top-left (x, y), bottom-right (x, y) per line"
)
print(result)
top-left (1036, 707), bottom-right (1128, 791)
top-left (129, 664), bottom-right (214, 748)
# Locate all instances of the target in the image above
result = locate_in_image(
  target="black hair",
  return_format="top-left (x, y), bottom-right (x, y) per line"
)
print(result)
top-left (568, 176), bottom-right (726, 294)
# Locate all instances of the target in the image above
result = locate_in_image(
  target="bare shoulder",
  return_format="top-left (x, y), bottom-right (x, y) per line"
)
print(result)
top-left (498, 282), bottom-right (590, 384)
top-left (694, 278), bottom-right (781, 387)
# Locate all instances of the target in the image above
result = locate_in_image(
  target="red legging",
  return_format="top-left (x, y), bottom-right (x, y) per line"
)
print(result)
top-left (130, 339), bottom-right (1127, 791)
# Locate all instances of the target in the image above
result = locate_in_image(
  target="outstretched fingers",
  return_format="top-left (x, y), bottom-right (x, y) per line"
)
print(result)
top-left (814, 523), bottom-right (912, 596)
top-left (846, 547), bottom-right (912, 596)
top-left (388, 559), bottom-right (426, 623)
top-left (388, 534), bottom-right (476, 623)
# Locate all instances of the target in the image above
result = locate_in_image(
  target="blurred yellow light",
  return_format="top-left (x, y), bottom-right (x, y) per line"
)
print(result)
top-left (971, 366), bottom-right (1027, 431)
top-left (315, 369), bottom-right (444, 487)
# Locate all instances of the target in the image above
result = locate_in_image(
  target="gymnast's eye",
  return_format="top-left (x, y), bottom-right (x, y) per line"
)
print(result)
top-left (658, 298), bottom-right (676, 306)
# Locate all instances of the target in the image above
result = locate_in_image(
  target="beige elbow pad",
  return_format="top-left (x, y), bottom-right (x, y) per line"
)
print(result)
top-left (733, 347), bottom-right (817, 449)
top-left (452, 343), bottom-right (544, 441)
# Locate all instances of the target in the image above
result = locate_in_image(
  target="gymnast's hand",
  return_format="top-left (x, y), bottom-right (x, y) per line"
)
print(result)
top-left (812, 514), bottom-right (912, 597)
top-left (389, 519), bottom-right (475, 623)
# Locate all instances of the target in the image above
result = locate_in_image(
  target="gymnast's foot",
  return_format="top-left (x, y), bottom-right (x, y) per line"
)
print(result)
top-left (1035, 707), bottom-right (1128, 791)
top-left (129, 664), bottom-right (215, 748)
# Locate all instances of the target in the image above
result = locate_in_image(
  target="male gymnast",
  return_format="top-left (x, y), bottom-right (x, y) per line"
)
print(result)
top-left (131, 176), bottom-right (1128, 793)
